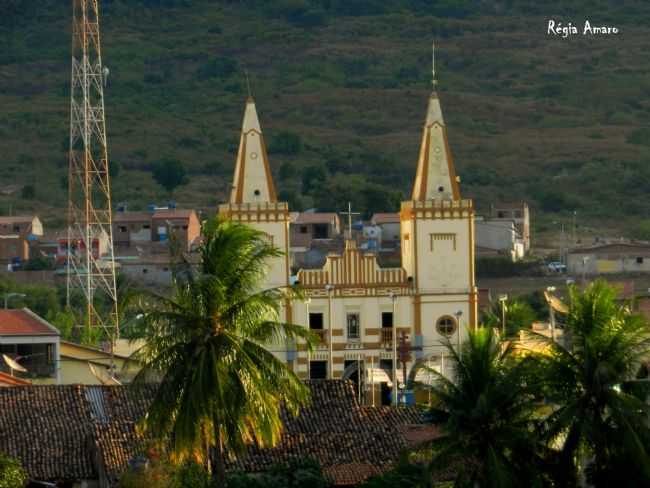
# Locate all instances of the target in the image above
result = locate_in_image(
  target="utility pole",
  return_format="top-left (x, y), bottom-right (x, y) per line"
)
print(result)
top-left (66, 0), bottom-right (119, 368)
top-left (396, 330), bottom-right (422, 406)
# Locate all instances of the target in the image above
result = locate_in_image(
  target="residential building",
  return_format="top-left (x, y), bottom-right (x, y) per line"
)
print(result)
top-left (113, 207), bottom-right (201, 252)
top-left (219, 77), bottom-right (477, 404)
top-left (0, 308), bottom-right (60, 384)
top-left (370, 212), bottom-right (401, 248)
top-left (489, 202), bottom-right (530, 251)
top-left (0, 215), bottom-right (43, 265)
top-left (567, 242), bottom-right (650, 275)
top-left (58, 340), bottom-right (140, 385)
top-left (475, 217), bottom-right (525, 261)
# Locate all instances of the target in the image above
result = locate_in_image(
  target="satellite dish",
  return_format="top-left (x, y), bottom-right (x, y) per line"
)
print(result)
top-left (2, 354), bottom-right (28, 373)
top-left (88, 363), bottom-right (122, 386)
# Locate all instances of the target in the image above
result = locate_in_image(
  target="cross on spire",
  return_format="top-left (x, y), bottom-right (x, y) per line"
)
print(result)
top-left (341, 201), bottom-right (360, 239)
top-left (432, 40), bottom-right (437, 87)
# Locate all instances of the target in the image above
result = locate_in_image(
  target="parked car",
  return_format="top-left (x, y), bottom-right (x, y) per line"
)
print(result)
top-left (547, 261), bottom-right (567, 273)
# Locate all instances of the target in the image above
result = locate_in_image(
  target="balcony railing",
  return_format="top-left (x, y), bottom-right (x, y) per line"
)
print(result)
top-left (381, 327), bottom-right (394, 344)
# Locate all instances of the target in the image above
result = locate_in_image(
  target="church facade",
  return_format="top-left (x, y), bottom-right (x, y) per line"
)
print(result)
top-left (219, 80), bottom-right (477, 404)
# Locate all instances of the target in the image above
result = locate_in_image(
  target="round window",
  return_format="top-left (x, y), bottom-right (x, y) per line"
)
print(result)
top-left (436, 316), bottom-right (457, 336)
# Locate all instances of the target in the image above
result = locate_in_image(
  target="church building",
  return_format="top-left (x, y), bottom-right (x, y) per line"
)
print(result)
top-left (219, 56), bottom-right (477, 405)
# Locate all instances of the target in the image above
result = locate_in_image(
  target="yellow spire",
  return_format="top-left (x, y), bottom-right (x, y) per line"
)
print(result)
top-left (230, 97), bottom-right (277, 204)
top-left (410, 42), bottom-right (460, 201)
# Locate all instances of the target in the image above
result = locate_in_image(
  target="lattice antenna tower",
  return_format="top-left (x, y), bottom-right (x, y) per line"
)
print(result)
top-left (66, 0), bottom-right (119, 341)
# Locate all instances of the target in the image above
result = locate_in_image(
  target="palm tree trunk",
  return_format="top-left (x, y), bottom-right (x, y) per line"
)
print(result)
top-left (213, 424), bottom-right (227, 487)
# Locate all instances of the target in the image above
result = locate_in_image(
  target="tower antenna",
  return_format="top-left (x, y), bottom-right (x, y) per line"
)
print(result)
top-left (66, 0), bottom-right (119, 362)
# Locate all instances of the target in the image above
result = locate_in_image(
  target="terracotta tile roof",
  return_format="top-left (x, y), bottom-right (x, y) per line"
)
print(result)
top-left (293, 213), bottom-right (340, 225)
top-left (0, 216), bottom-right (36, 225)
top-left (0, 372), bottom-right (31, 386)
top-left (0, 385), bottom-right (95, 480)
top-left (113, 212), bottom-right (152, 223)
top-left (371, 213), bottom-right (400, 225)
top-left (228, 381), bottom-right (426, 485)
top-left (0, 381), bottom-right (426, 486)
top-left (0, 309), bottom-right (60, 336)
top-left (152, 209), bottom-right (196, 220)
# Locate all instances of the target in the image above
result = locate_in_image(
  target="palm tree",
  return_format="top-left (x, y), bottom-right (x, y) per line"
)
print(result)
top-left (132, 218), bottom-right (316, 485)
top-left (536, 280), bottom-right (650, 487)
top-left (421, 327), bottom-right (546, 488)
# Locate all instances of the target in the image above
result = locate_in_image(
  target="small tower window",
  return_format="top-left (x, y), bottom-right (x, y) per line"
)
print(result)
top-left (436, 316), bottom-right (457, 336)
top-left (438, 186), bottom-right (444, 192)
top-left (254, 189), bottom-right (261, 196)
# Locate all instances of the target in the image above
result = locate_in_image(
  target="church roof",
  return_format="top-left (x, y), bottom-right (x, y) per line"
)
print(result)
top-left (410, 88), bottom-right (461, 201)
top-left (230, 97), bottom-right (277, 204)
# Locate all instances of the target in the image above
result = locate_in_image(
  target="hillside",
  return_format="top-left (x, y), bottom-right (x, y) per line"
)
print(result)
top-left (1, 0), bottom-right (650, 242)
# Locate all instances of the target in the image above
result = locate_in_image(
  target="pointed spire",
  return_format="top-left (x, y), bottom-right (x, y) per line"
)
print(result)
top-left (410, 42), bottom-right (460, 201)
top-left (230, 97), bottom-right (277, 204)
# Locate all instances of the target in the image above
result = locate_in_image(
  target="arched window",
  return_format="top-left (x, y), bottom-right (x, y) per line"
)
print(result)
top-left (436, 315), bottom-right (457, 336)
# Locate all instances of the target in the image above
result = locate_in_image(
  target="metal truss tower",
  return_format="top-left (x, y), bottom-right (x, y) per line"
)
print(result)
top-left (66, 0), bottom-right (119, 340)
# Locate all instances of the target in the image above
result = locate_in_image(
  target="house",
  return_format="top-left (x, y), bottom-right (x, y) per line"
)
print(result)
top-left (475, 217), bottom-right (525, 261)
top-left (58, 341), bottom-right (140, 385)
top-left (567, 242), bottom-right (650, 275)
top-left (290, 212), bottom-right (341, 247)
top-left (0, 308), bottom-right (60, 384)
top-left (113, 207), bottom-right (201, 252)
top-left (0, 381), bottom-right (430, 487)
top-left (0, 215), bottom-right (44, 265)
top-left (370, 213), bottom-right (401, 247)
top-left (489, 202), bottom-right (530, 251)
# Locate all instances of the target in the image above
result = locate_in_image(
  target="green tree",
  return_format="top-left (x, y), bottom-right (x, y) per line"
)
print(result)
top-left (133, 218), bottom-right (316, 485)
top-left (152, 159), bottom-right (187, 193)
top-left (538, 280), bottom-right (650, 487)
top-left (0, 453), bottom-right (27, 488)
top-left (420, 327), bottom-right (546, 488)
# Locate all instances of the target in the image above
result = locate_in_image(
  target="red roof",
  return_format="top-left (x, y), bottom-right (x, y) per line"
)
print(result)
top-left (0, 372), bottom-right (31, 386)
top-left (0, 309), bottom-right (60, 336)
top-left (371, 213), bottom-right (400, 224)
top-left (293, 212), bottom-right (339, 225)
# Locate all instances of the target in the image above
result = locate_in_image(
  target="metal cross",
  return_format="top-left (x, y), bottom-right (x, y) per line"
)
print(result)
top-left (341, 201), bottom-right (360, 238)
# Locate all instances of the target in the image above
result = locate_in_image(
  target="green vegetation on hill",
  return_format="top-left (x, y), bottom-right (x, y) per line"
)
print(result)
top-left (1, 0), bottom-right (650, 236)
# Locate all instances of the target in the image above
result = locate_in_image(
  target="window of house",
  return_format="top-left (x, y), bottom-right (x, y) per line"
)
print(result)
top-left (118, 226), bottom-right (127, 233)
top-left (142, 268), bottom-right (148, 274)
top-left (347, 313), bottom-right (360, 340)
top-left (497, 211), bottom-right (506, 218)
top-left (143, 224), bottom-right (151, 230)
top-left (309, 312), bottom-right (324, 330)
top-left (313, 223), bottom-right (329, 239)
top-left (182, 225), bottom-right (188, 230)
top-left (381, 312), bottom-right (393, 328)
top-left (309, 360), bottom-right (327, 379)
top-left (436, 316), bottom-right (457, 336)
top-left (514, 210), bottom-right (522, 218)
top-left (300, 225), bottom-right (308, 234)
top-left (637, 257), bottom-right (644, 264)
top-left (47, 344), bottom-right (54, 364)
top-left (12, 225), bottom-right (20, 232)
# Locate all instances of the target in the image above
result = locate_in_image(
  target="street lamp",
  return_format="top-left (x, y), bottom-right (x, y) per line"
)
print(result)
top-left (389, 291), bottom-right (398, 407)
top-left (455, 310), bottom-right (463, 353)
top-left (325, 284), bottom-right (334, 380)
top-left (4, 293), bottom-right (26, 310)
top-left (498, 294), bottom-right (508, 337)
top-left (546, 286), bottom-right (557, 342)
